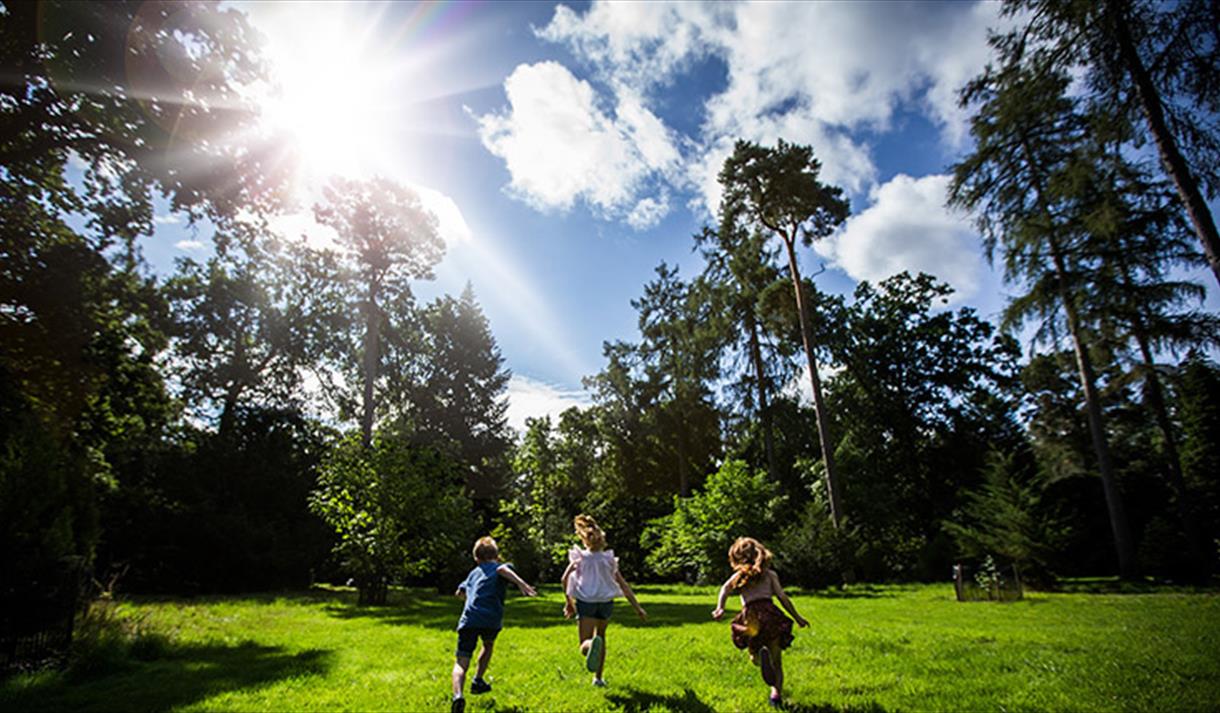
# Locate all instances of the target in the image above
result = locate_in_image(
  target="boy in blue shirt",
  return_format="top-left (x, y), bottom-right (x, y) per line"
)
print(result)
top-left (451, 536), bottom-right (536, 713)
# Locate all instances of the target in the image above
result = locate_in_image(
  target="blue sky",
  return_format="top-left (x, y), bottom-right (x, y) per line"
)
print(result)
top-left (140, 1), bottom-right (1216, 431)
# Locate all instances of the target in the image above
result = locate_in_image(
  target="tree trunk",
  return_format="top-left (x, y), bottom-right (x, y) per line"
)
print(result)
top-left (1131, 326), bottom-right (1209, 576)
top-left (357, 573), bottom-right (388, 606)
top-left (677, 419), bottom-right (690, 497)
top-left (1048, 237), bottom-right (1138, 579)
top-left (746, 312), bottom-right (779, 481)
top-left (1109, 0), bottom-right (1220, 287)
top-left (361, 283), bottom-right (380, 449)
top-left (218, 326), bottom-right (248, 438)
top-left (781, 235), bottom-right (843, 528)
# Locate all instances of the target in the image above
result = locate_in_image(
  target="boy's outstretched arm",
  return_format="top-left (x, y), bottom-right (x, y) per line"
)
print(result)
top-left (711, 576), bottom-right (734, 620)
top-left (613, 570), bottom-right (647, 621)
top-left (497, 564), bottom-right (537, 596)
top-left (771, 570), bottom-right (809, 627)
top-left (560, 562), bottom-right (576, 618)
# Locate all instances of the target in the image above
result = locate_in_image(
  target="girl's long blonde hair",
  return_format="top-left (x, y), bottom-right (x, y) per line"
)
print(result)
top-left (574, 514), bottom-right (606, 551)
top-left (728, 537), bottom-right (772, 590)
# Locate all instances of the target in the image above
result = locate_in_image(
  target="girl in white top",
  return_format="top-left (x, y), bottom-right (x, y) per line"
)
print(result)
top-left (561, 514), bottom-right (647, 686)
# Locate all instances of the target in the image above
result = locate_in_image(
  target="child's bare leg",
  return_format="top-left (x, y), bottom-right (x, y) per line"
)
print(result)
top-left (452, 656), bottom-right (470, 698)
top-left (578, 617), bottom-right (597, 654)
top-left (475, 640), bottom-right (494, 680)
top-left (771, 644), bottom-right (784, 698)
top-left (593, 619), bottom-right (609, 678)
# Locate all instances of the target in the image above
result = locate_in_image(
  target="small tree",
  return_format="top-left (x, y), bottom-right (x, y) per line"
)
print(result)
top-left (943, 451), bottom-right (1065, 589)
top-left (644, 460), bottom-right (783, 584)
top-left (310, 432), bottom-right (472, 605)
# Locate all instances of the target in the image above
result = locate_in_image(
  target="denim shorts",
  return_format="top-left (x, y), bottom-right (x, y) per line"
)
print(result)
top-left (575, 599), bottom-right (614, 620)
top-left (456, 627), bottom-right (500, 658)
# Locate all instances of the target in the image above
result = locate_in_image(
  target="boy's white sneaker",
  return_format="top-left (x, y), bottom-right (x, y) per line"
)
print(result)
top-left (592, 677), bottom-right (607, 687)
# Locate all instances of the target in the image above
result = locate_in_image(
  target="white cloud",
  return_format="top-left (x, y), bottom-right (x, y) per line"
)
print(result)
top-left (505, 374), bottom-right (592, 433)
top-left (412, 184), bottom-right (474, 245)
top-left (174, 239), bottom-right (206, 251)
top-left (154, 213), bottom-right (182, 225)
top-left (816, 174), bottom-right (983, 301)
top-left (536, 3), bottom-right (721, 91)
top-left (474, 61), bottom-right (679, 220)
top-left (529, 1), bottom-right (1005, 221)
top-left (626, 195), bottom-right (669, 230)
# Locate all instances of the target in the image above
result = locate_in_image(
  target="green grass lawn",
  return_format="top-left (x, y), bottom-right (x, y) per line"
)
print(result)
top-left (2, 583), bottom-right (1218, 712)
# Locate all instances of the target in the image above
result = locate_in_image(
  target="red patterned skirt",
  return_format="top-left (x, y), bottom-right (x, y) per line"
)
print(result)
top-left (730, 598), bottom-right (795, 653)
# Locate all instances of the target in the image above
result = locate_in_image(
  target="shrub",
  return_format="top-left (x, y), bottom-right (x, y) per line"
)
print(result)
top-left (68, 598), bottom-right (170, 679)
top-left (644, 460), bottom-right (783, 584)
top-left (310, 431), bottom-right (474, 605)
top-left (773, 500), bottom-right (858, 589)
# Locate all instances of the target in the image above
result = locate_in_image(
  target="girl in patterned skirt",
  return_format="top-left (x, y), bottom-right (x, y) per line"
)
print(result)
top-left (712, 537), bottom-right (809, 708)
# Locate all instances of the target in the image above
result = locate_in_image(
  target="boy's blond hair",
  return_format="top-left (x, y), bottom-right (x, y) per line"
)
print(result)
top-left (472, 536), bottom-right (499, 562)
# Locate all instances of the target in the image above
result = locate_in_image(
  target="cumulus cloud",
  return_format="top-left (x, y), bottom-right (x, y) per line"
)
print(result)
top-left (505, 374), bottom-right (592, 433)
top-left (536, 3), bottom-right (722, 91)
top-left (816, 174), bottom-right (983, 301)
top-left (174, 239), bottom-right (206, 251)
top-left (522, 1), bottom-right (1004, 221)
top-left (474, 61), bottom-right (678, 222)
top-left (154, 213), bottom-right (182, 225)
top-left (412, 184), bottom-right (474, 245)
top-left (626, 195), bottom-right (669, 230)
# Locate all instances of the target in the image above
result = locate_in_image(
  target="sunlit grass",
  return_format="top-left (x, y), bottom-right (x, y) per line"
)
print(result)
top-left (2, 584), bottom-right (1218, 712)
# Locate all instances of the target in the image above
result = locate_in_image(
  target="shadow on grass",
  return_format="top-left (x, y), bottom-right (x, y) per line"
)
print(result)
top-left (604, 686), bottom-right (717, 713)
top-left (324, 590), bottom-right (719, 631)
top-left (0, 641), bottom-right (333, 713)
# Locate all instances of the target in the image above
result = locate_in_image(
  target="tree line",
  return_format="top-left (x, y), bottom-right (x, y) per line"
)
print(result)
top-left (3, 0), bottom-right (1219, 608)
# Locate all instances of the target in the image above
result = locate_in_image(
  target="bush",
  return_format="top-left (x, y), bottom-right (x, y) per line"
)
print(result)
top-left (68, 598), bottom-right (170, 679)
top-left (1138, 516), bottom-right (1195, 582)
top-left (773, 500), bottom-right (857, 589)
top-left (644, 460), bottom-right (783, 584)
top-left (310, 431), bottom-right (474, 604)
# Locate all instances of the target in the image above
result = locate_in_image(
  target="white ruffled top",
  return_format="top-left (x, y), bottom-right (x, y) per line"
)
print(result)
top-left (566, 547), bottom-right (622, 603)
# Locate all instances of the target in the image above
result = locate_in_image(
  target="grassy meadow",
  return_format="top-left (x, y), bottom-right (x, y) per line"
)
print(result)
top-left (2, 583), bottom-right (1218, 712)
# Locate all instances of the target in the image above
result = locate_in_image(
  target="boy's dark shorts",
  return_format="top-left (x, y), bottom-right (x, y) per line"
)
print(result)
top-left (575, 599), bottom-right (614, 620)
top-left (456, 627), bottom-right (500, 658)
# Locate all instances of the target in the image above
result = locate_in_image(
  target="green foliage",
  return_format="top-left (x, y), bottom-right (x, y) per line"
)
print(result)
top-left (309, 432), bottom-right (472, 604)
top-left (98, 407), bottom-right (335, 593)
top-left (310, 177), bottom-right (446, 445)
top-left (944, 451), bottom-right (1065, 586)
top-left (1176, 354), bottom-right (1220, 563)
top-left (645, 460), bottom-right (783, 584)
top-left (824, 273), bottom-right (1022, 579)
top-left (164, 239), bottom-right (329, 433)
top-left (406, 284), bottom-right (513, 504)
top-left (773, 498), bottom-right (858, 590)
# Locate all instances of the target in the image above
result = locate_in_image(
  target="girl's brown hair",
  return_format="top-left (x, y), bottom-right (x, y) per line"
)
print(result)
top-left (728, 537), bottom-right (772, 590)
top-left (573, 514), bottom-right (606, 551)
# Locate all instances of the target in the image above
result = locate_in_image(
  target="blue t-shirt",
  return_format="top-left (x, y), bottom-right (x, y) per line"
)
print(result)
top-left (457, 561), bottom-right (511, 630)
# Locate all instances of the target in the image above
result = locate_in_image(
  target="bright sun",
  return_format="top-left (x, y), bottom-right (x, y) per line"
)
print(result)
top-left (258, 7), bottom-right (402, 182)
